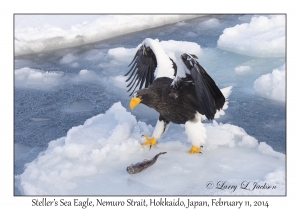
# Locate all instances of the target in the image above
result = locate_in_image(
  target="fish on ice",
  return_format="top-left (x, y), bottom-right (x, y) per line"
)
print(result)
top-left (126, 152), bottom-right (167, 174)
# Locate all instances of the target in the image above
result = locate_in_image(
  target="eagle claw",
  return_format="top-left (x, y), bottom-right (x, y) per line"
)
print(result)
top-left (189, 145), bottom-right (202, 154)
top-left (141, 135), bottom-right (157, 149)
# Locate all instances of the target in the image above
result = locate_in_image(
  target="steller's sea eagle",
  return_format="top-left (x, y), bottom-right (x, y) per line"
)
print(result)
top-left (125, 38), bottom-right (231, 154)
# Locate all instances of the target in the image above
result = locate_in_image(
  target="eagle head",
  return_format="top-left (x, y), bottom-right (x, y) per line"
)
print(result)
top-left (129, 89), bottom-right (155, 110)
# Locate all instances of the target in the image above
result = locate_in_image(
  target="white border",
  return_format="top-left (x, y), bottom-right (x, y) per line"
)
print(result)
top-left (3, 0), bottom-right (296, 209)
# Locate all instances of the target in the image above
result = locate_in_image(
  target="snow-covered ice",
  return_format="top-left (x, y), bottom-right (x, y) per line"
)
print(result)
top-left (217, 15), bottom-right (285, 57)
top-left (234, 66), bottom-right (252, 75)
top-left (16, 102), bottom-right (285, 195)
top-left (15, 15), bottom-right (200, 56)
top-left (254, 64), bottom-right (285, 101)
top-left (14, 14), bottom-right (286, 196)
top-left (14, 67), bottom-right (65, 89)
top-left (199, 18), bottom-right (220, 27)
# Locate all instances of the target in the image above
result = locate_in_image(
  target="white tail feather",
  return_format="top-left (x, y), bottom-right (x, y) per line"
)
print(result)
top-left (214, 86), bottom-right (232, 119)
top-left (200, 86), bottom-right (232, 121)
top-left (221, 86), bottom-right (232, 100)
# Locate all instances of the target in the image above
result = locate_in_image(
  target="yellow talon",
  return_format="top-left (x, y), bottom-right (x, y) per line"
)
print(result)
top-left (141, 135), bottom-right (157, 149)
top-left (189, 145), bottom-right (202, 154)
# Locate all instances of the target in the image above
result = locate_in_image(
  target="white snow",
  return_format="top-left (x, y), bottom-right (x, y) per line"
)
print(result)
top-left (217, 15), bottom-right (285, 57)
top-left (14, 67), bottom-right (102, 89)
top-left (234, 65), bottom-right (252, 75)
top-left (108, 47), bottom-right (138, 63)
top-left (14, 67), bottom-right (64, 89)
top-left (73, 70), bottom-right (99, 83)
top-left (59, 53), bottom-right (78, 64)
top-left (17, 102), bottom-right (285, 195)
top-left (254, 64), bottom-right (285, 101)
top-left (199, 18), bottom-right (220, 27)
top-left (15, 15), bottom-right (200, 56)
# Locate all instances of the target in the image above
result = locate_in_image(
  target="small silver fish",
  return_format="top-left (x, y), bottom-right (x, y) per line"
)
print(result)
top-left (126, 152), bottom-right (167, 174)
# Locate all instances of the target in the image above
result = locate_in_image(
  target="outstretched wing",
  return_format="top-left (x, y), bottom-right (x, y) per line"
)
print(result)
top-left (125, 38), bottom-right (176, 96)
top-left (124, 44), bottom-right (157, 96)
top-left (176, 53), bottom-right (225, 120)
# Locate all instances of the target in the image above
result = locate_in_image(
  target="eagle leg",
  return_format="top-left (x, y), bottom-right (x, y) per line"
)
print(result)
top-left (141, 115), bottom-right (169, 150)
top-left (141, 135), bottom-right (157, 149)
top-left (185, 113), bottom-right (206, 154)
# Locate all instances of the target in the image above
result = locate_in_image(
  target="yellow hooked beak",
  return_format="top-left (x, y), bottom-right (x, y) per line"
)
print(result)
top-left (130, 97), bottom-right (141, 110)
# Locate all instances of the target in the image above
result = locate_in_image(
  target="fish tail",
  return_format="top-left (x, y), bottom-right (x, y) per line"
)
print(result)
top-left (154, 152), bottom-right (167, 159)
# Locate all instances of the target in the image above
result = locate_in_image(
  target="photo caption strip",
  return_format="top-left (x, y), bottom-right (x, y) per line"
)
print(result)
top-left (31, 197), bottom-right (271, 209)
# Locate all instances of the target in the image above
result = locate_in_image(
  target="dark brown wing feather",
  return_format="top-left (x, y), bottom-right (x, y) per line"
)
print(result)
top-left (177, 53), bottom-right (225, 120)
top-left (125, 44), bottom-right (157, 96)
